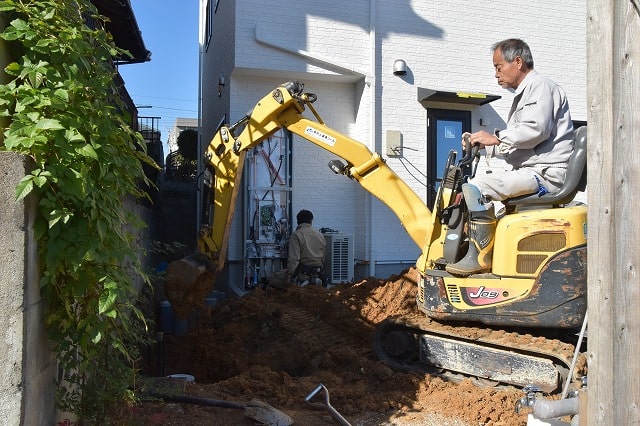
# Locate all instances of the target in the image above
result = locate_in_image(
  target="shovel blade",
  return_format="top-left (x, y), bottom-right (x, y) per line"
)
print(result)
top-left (244, 398), bottom-right (293, 426)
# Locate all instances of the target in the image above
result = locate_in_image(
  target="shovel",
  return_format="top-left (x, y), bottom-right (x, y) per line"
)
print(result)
top-left (305, 384), bottom-right (352, 426)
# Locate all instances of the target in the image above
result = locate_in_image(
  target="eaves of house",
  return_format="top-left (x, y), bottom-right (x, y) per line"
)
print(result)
top-left (91, 0), bottom-right (151, 64)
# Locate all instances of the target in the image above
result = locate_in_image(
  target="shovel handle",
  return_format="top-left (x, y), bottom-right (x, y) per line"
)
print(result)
top-left (305, 384), bottom-right (326, 403)
top-left (305, 384), bottom-right (352, 426)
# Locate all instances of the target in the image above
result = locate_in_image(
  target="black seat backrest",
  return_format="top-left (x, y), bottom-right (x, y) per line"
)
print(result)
top-left (503, 126), bottom-right (587, 208)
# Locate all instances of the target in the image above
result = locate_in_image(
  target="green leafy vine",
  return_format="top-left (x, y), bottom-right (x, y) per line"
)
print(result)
top-left (0, 0), bottom-right (156, 421)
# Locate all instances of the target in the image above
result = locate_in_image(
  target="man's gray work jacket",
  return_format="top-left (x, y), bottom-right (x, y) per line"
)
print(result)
top-left (496, 70), bottom-right (575, 170)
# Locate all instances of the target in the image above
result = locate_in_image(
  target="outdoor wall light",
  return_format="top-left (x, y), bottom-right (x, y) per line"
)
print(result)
top-left (218, 76), bottom-right (225, 97)
top-left (393, 59), bottom-right (407, 76)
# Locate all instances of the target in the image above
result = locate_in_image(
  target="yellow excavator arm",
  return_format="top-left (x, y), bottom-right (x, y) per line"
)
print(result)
top-left (199, 81), bottom-right (435, 272)
top-left (167, 81), bottom-right (436, 318)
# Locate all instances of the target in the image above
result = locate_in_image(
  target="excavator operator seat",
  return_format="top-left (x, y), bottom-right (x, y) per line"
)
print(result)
top-left (503, 126), bottom-right (587, 210)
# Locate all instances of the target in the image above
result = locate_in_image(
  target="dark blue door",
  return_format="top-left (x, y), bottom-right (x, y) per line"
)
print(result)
top-left (427, 109), bottom-right (471, 207)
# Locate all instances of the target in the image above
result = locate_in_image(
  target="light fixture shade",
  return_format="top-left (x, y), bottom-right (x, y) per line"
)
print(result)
top-left (393, 59), bottom-right (407, 76)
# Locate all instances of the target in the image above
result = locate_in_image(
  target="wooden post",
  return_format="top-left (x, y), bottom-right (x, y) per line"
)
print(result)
top-left (587, 1), bottom-right (640, 424)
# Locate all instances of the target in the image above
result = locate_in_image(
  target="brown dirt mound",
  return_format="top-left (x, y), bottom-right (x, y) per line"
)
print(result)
top-left (130, 268), bottom-right (530, 425)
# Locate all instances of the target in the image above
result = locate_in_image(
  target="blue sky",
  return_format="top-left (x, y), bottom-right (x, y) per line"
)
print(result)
top-left (118, 1), bottom-right (200, 153)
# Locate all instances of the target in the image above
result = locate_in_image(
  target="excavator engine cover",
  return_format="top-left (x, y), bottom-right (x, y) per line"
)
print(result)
top-left (419, 245), bottom-right (587, 328)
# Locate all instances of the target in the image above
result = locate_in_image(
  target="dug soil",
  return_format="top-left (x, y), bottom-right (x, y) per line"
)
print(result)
top-left (129, 268), bottom-right (533, 425)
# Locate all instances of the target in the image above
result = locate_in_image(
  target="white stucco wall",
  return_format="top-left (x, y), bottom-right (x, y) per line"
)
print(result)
top-left (200, 0), bottom-right (587, 281)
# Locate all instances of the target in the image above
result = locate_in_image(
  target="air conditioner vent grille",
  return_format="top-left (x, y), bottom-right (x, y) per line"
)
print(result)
top-left (324, 234), bottom-right (354, 285)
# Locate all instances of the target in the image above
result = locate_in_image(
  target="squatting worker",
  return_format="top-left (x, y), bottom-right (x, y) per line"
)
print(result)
top-left (268, 209), bottom-right (326, 288)
top-left (446, 38), bottom-right (575, 277)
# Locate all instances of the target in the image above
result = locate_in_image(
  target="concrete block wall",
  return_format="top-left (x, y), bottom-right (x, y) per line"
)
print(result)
top-left (202, 0), bottom-right (587, 280)
top-left (0, 154), bottom-right (160, 425)
top-left (0, 152), bottom-right (57, 425)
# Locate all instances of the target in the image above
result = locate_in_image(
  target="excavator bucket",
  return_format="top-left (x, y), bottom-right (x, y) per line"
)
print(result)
top-left (165, 253), bottom-right (216, 319)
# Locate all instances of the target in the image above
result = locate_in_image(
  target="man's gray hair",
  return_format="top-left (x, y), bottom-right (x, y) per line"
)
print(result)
top-left (492, 38), bottom-right (534, 69)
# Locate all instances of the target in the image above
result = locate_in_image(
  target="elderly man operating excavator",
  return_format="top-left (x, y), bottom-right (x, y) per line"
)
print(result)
top-left (446, 38), bottom-right (575, 277)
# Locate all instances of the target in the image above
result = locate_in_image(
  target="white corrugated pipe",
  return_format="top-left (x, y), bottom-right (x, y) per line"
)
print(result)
top-left (532, 397), bottom-right (579, 419)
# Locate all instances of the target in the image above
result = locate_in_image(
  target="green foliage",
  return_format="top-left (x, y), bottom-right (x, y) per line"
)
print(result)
top-left (0, 0), bottom-right (157, 421)
top-left (176, 127), bottom-right (198, 160)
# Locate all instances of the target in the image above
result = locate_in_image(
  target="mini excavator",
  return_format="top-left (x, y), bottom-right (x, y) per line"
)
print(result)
top-left (165, 81), bottom-right (588, 393)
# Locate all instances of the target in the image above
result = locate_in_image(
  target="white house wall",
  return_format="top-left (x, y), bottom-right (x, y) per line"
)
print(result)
top-left (200, 0), bottom-right (587, 280)
top-left (235, 0), bottom-right (372, 79)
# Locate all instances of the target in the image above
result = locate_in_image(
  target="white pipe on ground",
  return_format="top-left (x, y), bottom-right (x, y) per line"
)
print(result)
top-left (532, 397), bottom-right (579, 419)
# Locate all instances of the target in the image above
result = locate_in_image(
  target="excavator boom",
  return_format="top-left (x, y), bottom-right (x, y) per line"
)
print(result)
top-left (167, 81), bottom-right (434, 317)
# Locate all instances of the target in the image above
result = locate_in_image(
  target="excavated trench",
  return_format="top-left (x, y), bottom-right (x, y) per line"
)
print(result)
top-left (129, 268), bottom-right (558, 425)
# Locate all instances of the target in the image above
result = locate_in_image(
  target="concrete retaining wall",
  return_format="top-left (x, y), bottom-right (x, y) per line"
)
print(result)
top-left (0, 152), bottom-right (57, 425)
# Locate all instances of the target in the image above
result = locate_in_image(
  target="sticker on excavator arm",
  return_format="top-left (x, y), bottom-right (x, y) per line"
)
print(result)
top-left (420, 334), bottom-right (559, 393)
top-left (304, 126), bottom-right (336, 147)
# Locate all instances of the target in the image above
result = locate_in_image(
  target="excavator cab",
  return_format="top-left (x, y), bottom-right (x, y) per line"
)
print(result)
top-left (432, 126), bottom-right (587, 268)
top-left (419, 126), bottom-right (588, 327)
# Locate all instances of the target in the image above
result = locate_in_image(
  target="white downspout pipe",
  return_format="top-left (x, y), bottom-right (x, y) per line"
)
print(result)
top-left (196, 0), bottom-right (205, 234)
top-left (367, 0), bottom-right (376, 277)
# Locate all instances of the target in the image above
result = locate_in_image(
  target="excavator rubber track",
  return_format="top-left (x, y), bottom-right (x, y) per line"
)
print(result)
top-left (373, 312), bottom-right (585, 393)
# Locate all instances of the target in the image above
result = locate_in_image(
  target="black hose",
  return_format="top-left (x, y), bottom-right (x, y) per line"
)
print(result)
top-left (144, 392), bottom-right (246, 410)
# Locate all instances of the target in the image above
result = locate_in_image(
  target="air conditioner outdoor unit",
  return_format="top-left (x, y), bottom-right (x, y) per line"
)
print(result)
top-left (323, 233), bottom-right (354, 285)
